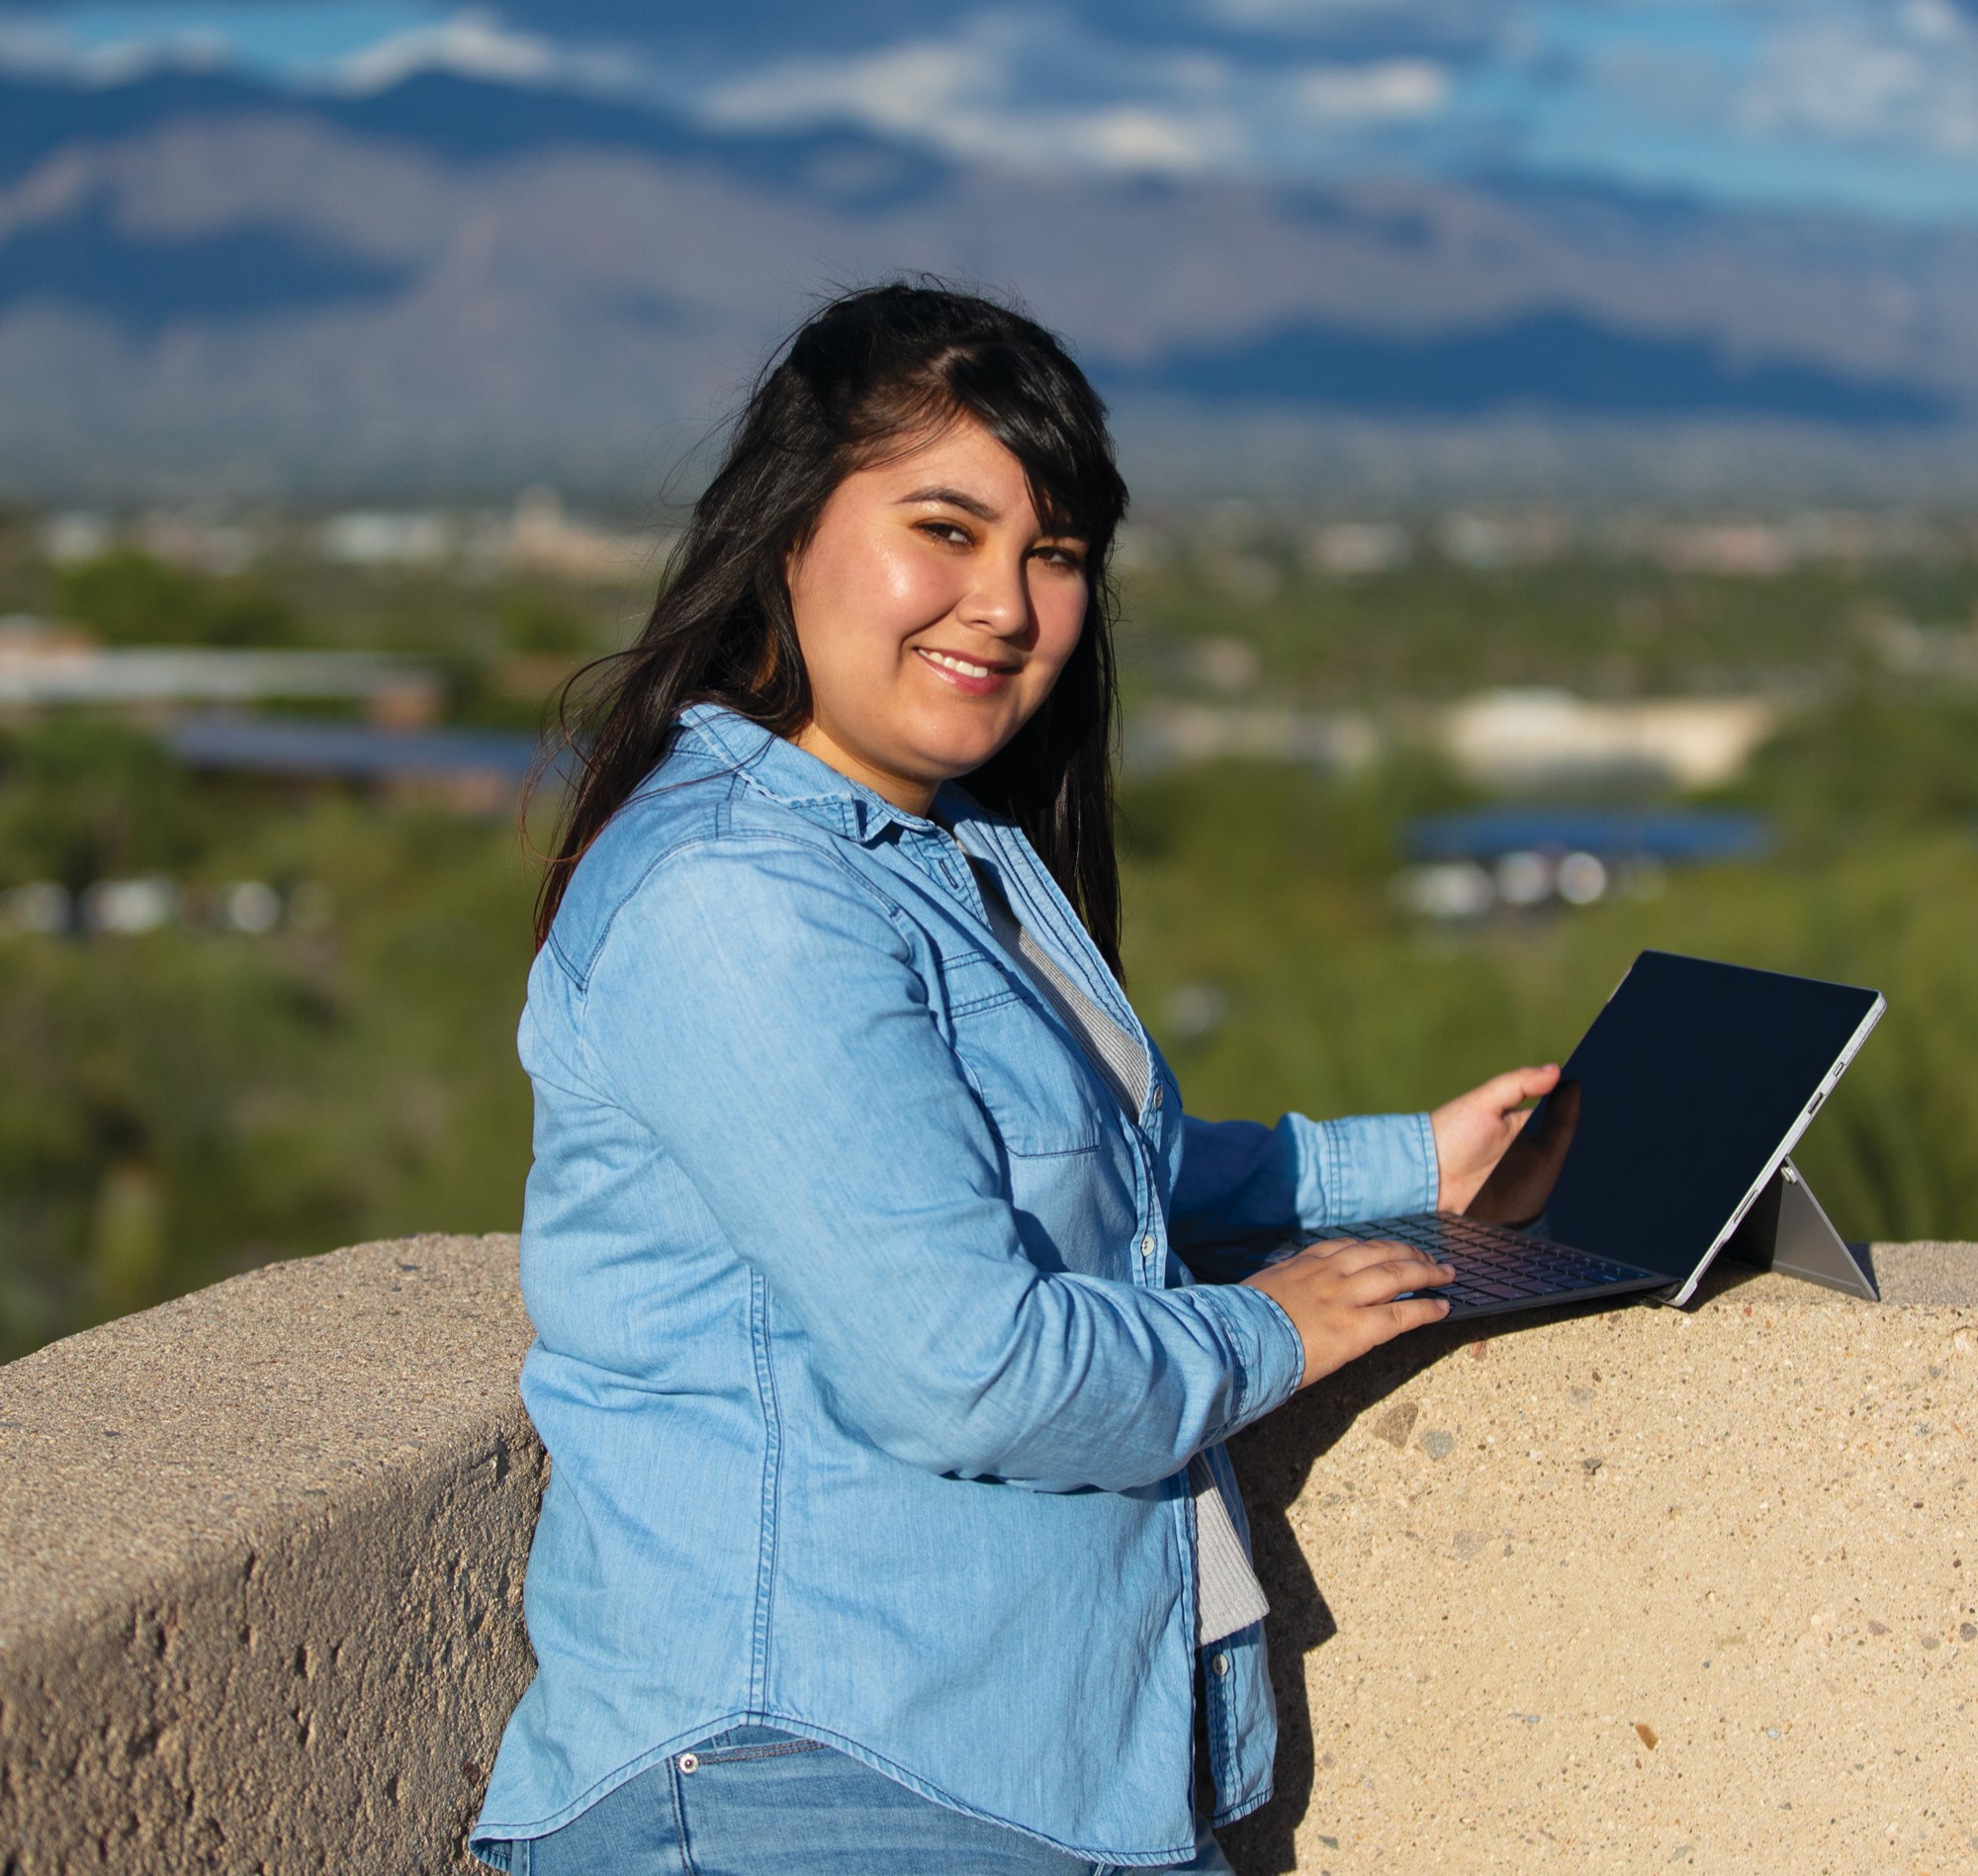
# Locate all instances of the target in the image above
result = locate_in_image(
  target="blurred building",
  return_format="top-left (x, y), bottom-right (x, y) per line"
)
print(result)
top-left (500, 489), bottom-right (657, 583)
top-left (162, 717), bottom-right (549, 816)
top-left (0, 617), bottom-right (440, 726)
top-left (1872, 614), bottom-right (1978, 681)
top-left (1439, 688), bottom-right (1777, 792)
top-left (1125, 702), bottom-right (1380, 774)
top-left (1305, 520), bottom-right (1411, 577)
top-left (320, 511), bottom-right (455, 569)
top-left (1395, 807), bottom-right (1772, 920)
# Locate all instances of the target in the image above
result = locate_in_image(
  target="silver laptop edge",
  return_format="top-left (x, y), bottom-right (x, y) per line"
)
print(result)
top-left (1663, 990), bottom-right (1887, 1307)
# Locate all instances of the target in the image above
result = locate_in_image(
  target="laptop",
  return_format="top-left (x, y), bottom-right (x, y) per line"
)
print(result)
top-left (1317, 949), bottom-right (1886, 1319)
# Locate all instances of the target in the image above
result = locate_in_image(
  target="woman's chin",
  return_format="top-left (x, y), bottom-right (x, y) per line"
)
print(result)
top-left (930, 741), bottom-right (1014, 788)
top-left (905, 718), bottom-right (1022, 783)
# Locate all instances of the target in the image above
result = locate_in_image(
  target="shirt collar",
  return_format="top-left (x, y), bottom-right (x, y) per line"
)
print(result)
top-left (676, 701), bottom-right (988, 847)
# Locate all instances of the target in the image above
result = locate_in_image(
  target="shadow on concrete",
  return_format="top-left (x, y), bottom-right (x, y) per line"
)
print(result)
top-left (1852, 1244), bottom-right (1880, 1293)
top-left (1217, 1272), bottom-right (1764, 1874)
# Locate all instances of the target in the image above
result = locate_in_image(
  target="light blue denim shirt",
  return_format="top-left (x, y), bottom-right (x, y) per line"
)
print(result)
top-left (473, 703), bottom-right (1438, 1868)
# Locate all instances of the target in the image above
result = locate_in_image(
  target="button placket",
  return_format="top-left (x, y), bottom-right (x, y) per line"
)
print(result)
top-left (932, 831), bottom-right (987, 921)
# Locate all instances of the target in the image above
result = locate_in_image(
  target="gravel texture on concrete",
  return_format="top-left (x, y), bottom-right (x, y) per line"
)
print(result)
top-left (0, 1235), bottom-right (1972, 1875)
top-left (0, 1234), bottom-right (541, 1875)
top-left (1872, 1240), bottom-right (1978, 1308)
top-left (1222, 1244), bottom-right (1978, 1876)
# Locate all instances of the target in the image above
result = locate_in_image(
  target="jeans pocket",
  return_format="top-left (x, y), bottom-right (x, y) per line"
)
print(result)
top-left (680, 1726), bottom-right (827, 1765)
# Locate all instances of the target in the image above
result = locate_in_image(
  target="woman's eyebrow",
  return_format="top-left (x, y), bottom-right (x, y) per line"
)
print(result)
top-left (898, 485), bottom-right (999, 521)
top-left (896, 485), bottom-right (1087, 543)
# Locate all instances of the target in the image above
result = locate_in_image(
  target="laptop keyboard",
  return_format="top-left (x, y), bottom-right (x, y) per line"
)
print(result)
top-left (1324, 1214), bottom-right (1662, 1311)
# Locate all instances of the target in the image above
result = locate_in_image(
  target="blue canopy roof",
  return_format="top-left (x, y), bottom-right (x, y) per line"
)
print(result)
top-left (163, 715), bottom-right (549, 781)
top-left (1409, 808), bottom-right (1772, 863)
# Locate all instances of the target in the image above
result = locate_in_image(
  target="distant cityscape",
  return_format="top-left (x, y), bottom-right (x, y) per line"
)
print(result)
top-left (31, 494), bottom-right (1978, 586)
top-left (12, 489), bottom-right (1976, 940)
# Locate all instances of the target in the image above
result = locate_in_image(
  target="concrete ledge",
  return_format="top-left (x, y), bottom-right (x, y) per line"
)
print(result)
top-left (0, 1238), bottom-right (1973, 1874)
top-left (0, 1236), bottom-right (540, 1874)
top-left (1224, 1247), bottom-right (1978, 1876)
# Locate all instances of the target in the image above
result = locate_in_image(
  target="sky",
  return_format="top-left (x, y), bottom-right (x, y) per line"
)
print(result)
top-left (5, 0), bottom-right (1978, 222)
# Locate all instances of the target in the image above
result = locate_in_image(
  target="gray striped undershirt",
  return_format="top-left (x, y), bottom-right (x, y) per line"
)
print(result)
top-left (966, 857), bottom-right (1270, 1649)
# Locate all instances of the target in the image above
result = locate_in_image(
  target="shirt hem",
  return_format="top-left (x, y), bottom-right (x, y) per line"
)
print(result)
top-left (473, 1712), bottom-right (1204, 1868)
top-left (1209, 1773), bottom-right (1275, 1831)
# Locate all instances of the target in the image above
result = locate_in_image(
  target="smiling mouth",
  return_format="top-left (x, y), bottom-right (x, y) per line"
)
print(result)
top-left (916, 648), bottom-right (1017, 680)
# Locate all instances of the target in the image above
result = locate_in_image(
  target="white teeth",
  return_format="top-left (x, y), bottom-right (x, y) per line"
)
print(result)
top-left (921, 650), bottom-right (997, 678)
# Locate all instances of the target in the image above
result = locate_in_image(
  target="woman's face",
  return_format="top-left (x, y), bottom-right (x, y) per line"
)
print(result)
top-left (786, 415), bottom-right (1090, 816)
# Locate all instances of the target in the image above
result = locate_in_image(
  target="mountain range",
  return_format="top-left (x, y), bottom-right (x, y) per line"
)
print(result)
top-left (5, 64), bottom-right (1978, 504)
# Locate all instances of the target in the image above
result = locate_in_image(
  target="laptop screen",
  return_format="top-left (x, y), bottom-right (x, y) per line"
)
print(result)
top-left (1468, 949), bottom-right (1882, 1283)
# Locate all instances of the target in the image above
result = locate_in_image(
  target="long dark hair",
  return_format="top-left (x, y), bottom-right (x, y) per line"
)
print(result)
top-left (531, 282), bottom-right (1131, 972)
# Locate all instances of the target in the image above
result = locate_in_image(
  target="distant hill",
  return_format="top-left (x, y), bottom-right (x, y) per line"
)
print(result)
top-left (2, 66), bottom-right (1975, 501)
top-left (1109, 309), bottom-right (1954, 426)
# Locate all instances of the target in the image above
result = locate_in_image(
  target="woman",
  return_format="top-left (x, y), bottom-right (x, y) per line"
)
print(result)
top-left (472, 284), bottom-right (1555, 1874)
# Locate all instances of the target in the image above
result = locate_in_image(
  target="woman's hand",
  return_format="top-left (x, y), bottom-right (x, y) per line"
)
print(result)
top-left (1430, 1064), bottom-right (1561, 1212)
top-left (1241, 1238), bottom-right (1455, 1389)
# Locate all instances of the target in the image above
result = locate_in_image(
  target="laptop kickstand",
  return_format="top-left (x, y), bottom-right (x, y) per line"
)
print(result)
top-left (1723, 1159), bottom-right (1879, 1301)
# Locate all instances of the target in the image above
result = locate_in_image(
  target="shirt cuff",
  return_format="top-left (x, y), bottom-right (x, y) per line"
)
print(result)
top-left (1300, 1110), bottom-right (1440, 1225)
top-left (1189, 1282), bottom-right (1307, 1430)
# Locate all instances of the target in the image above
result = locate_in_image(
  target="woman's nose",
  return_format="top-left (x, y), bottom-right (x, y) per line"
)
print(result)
top-left (959, 552), bottom-right (1034, 640)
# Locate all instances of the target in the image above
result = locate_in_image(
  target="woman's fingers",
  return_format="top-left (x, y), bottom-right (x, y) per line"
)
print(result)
top-left (1300, 1234), bottom-right (1442, 1274)
top-left (1242, 1236), bottom-right (1459, 1386)
top-left (1379, 1295), bottom-right (1455, 1334)
top-left (1337, 1255), bottom-right (1454, 1304)
top-left (1488, 1063), bottom-right (1561, 1115)
top-left (1290, 1236), bottom-right (1454, 1295)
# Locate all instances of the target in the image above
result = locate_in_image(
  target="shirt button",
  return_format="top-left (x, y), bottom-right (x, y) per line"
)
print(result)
top-left (1211, 1653), bottom-right (1231, 1677)
top-left (1151, 1084), bottom-right (1164, 1111)
top-left (676, 1752), bottom-right (700, 1774)
top-left (1139, 1234), bottom-right (1155, 1260)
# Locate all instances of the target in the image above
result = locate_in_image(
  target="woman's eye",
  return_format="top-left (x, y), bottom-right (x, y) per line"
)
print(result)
top-left (917, 520), bottom-right (972, 547)
top-left (1034, 544), bottom-right (1087, 572)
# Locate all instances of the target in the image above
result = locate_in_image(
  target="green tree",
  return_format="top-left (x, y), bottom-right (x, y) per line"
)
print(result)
top-left (54, 549), bottom-right (294, 647)
top-left (0, 720), bottom-right (204, 890)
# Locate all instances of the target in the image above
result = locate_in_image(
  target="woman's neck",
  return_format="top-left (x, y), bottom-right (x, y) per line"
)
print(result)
top-left (790, 721), bottom-right (940, 819)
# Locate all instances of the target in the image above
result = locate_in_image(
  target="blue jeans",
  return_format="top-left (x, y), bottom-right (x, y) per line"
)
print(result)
top-left (478, 1728), bottom-right (1234, 1875)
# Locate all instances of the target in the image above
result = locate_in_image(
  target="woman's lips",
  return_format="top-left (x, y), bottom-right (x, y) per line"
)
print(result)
top-left (914, 646), bottom-right (1017, 695)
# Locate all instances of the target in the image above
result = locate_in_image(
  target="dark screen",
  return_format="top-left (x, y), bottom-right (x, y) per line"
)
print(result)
top-left (1467, 950), bottom-right (1881, 1280)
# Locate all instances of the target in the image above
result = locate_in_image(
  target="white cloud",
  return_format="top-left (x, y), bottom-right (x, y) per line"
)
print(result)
top-left (705, 42), bottom-right (982, 145)
top-left (1210, 0), bottom-right (1404, 20)
top-left (329, 9), bottom-right (563, 94)
top-left (1295, 58), bottom-right (1451, 121)
top-left (0, 5), bottom-right (632, 99)
top-left (706, 55), bottom-right (1242, 176)
top-left (1733, 0), bottom-right (1978, 157)
top-left (700, 13), bottom-right (1452, 177)
top-left (0, 19), bottom-right (230, 86)
top-left (1201, 0), bottom-right (1501, 31)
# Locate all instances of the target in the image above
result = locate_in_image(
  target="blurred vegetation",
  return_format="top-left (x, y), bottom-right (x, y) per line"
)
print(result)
top-left (1, 527), bottom-right (1975, 1358)
top-left (1120, 762), bottom-right (1978, 1250)
top-left (0, 730), bottom-right (538, 1354)
top-left (52, 549), bottom-right (298, 648)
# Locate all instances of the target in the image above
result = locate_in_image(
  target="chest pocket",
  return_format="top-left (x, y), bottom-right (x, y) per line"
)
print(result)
top-left (942, 952), bottom-right (1107, 1159)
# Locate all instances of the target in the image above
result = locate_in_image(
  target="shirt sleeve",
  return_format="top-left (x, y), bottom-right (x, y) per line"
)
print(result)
top-left (1169, 1110), bottom-right (1441, 1279)
top-left (575, 835), bottom-right (1304, 1493)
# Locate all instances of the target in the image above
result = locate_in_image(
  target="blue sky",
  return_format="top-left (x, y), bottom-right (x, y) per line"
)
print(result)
top-left (6, 0), bottom-right (1978, 221)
